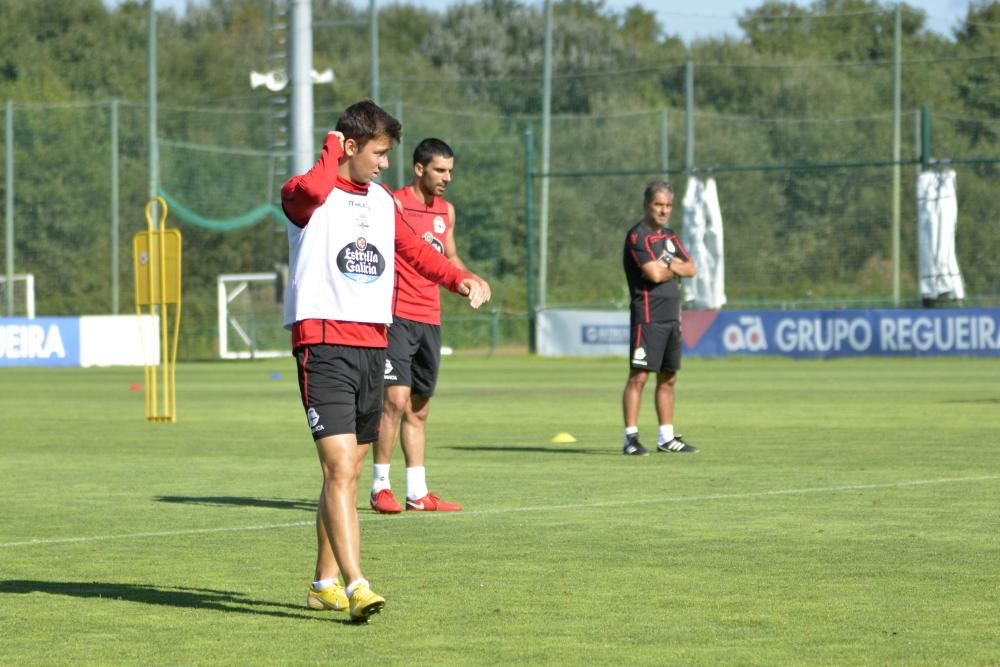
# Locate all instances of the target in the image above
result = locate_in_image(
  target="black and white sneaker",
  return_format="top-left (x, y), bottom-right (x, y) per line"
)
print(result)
top-left (657, 435), bottom-right (698, 453)
top-left (623, 435), bottom-right (650, 456)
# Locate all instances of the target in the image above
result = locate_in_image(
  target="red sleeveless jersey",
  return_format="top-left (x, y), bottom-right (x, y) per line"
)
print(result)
top-left (393, 186), bottom-right (452, 324)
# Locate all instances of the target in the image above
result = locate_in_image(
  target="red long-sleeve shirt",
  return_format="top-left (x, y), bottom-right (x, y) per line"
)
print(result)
top-left (281, 134), bottom-right (470, 348)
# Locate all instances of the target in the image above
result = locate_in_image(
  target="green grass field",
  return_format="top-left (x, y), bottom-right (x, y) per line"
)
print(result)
top-left (1, 355), bottom-right (998, 665)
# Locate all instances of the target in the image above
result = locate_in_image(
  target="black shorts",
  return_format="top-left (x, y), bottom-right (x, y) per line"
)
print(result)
top-left (629, 320), bottom-right (682, 373)
top-left (295, 344), bottom-right (385, 443)
top-left (384, 317), bottom-right (441, 397)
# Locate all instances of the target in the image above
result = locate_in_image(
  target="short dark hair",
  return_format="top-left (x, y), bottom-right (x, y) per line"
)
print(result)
top-left (413, 138), bottom-right (454, 167)
top-left (643, 180), bottom-right (674, 207)
top-left (335, 99), bottom-right (402, 148)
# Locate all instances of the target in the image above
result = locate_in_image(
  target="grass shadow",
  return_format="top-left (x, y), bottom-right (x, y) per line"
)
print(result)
top-left (155, 496), bottom-right (315, 512)
top-left (445, 444), bottom-right (611, 456)
top-left (0, 580), bottom-right (362, 624)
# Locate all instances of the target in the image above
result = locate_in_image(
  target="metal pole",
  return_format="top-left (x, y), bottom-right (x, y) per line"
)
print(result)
top-left (525, 123), bottom-right (536, 353)
top-left (395, 98), bottom-right (404, 188)
top-left (4, 100), bottom-right (13, 317)
top-left (369, 0), bottom-right (379, 104)
top-left (891, 4), bottom-right (901, 306)
top-left (920, 106), bottom-right (932, 170)
top-left (685, 61), bottom-right (695, 172)
top-left (148, 1), bottom-right (159, 207)
top-left (538, 0), bottom-right (553, 311)
top-left (491, 308), bottom-right (499, 351)
top-left (111, 98), bottom-right (120, 314)
top-left (146, 0), bottom-right (161, 351)
top-left (217, 277), bottom-right (228, 359)
top-left (660, 107), bottom-right (669, 179)
top-left (289, 0), bottom-right (314, 175)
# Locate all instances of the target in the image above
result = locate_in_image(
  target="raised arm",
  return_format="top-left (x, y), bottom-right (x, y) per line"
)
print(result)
top-left (280, 132), bottom-right (344, 227)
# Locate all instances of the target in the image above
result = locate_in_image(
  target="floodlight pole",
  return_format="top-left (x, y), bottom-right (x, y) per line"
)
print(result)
top-left (147, 1), bottom-right (159, 229)
top-left (289, 0), bottom-right (314, 176)
top-left (370, 0), bottom-right (379, 103)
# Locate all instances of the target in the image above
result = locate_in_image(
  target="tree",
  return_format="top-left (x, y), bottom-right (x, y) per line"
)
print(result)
top-left (419, 0), bottom-right (676, 115)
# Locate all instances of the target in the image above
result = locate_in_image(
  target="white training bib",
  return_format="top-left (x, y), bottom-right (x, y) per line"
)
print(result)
top-left (284, 186), bottom-right (397, 327)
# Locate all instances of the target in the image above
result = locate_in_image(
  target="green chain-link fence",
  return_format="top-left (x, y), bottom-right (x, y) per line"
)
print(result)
top-left (3, 54), bottom-right (999, 358)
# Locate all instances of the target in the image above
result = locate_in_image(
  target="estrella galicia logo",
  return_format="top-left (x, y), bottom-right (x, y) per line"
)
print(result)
top-left (337, 237), bottom-right (386, 283)
top-left (422, 231), bottom-right (444, 254)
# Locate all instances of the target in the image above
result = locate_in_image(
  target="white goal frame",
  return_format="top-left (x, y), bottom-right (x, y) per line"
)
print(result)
top-left (0, 273), bottom-right (36, 318)
top-left (217, 272), bottom-right (285, 359)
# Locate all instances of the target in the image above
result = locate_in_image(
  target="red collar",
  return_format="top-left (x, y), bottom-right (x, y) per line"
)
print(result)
top-left (336, 175), bottom-right (369, 195)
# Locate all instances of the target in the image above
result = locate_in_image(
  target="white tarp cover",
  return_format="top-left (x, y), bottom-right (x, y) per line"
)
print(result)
top-left (81, 314), bottom-right (160, 366)
top-left (680, 176), bottom-right (726, 309)
top-left (917, 169), bottom-right (965, 301)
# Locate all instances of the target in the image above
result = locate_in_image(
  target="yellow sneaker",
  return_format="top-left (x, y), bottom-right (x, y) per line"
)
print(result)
top-left (348, 582), bottom-right (385, 622)
top-left (306, 582), bottom-right (348, 612)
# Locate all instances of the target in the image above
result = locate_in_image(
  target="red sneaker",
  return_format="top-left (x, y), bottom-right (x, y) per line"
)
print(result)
top-left (406, 492), bottom-right (462, 512)
top-left (370, 489), bottom-right (402, 514)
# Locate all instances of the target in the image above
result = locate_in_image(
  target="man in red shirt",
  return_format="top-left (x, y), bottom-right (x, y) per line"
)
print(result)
top-left (281, 103), bottom-right (490, 621)
top-left (370, 138), bottom-right (469, 514)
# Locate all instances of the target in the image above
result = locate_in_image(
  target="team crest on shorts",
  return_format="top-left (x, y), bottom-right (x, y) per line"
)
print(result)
top-left (632, 346), bottom-right (648, 365)
top-left (307, 407), bottom-right (320, 427)
top-left (337, 237), bottom-right (386, 283)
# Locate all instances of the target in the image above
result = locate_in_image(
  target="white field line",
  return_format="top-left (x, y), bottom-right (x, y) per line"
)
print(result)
top-left (2, 475), bottom-right (997, 549)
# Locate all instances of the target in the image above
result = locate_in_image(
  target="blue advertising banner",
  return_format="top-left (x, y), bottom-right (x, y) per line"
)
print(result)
top-left (680, 308), bottom-right (1000, 358)
top-left (537, 307), bottom-right (1000, 358)
top-left (0, 317), bottom-right (81, 367)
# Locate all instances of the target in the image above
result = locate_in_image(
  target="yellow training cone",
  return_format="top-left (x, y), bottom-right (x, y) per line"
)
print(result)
top-left (551, 432), bottom-right (577, 444)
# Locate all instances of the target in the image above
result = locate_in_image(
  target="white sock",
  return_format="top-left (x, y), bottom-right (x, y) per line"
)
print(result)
top-left (345, 578), bottom-right (368, 598)
top-left (624, 426), bottom-right (639, 445)
top-left (406, 466), bottom-right (428, 501)
top-left (312, 578), bottom-right (334, 590)
top-left (658, 424), bottom-right (675, 445)
top-left (372, 464), bottom-right (391, 493)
